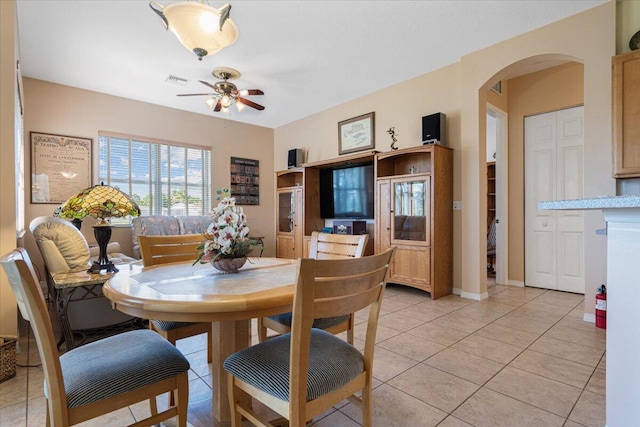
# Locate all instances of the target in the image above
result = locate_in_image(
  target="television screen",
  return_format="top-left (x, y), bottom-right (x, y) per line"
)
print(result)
top-left (320, 163), bottom-right (374, 219)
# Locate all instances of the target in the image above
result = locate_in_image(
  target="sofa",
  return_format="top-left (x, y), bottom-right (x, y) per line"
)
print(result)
top-left (131, 215), bottom-right (212, 258)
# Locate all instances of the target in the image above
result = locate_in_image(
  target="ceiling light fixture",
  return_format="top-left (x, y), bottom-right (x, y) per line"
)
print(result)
top-left (179, 67), bottom-right (265, 113)
top-left (149, 1), bottom-right (238, 61)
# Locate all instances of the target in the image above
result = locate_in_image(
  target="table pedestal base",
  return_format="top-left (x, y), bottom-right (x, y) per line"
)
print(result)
top-left (212, 320), bottom-right (251, 426)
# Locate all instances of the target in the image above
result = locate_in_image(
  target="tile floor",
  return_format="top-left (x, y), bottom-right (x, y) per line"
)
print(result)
top-left (0, 282), bottom-right (606, 427)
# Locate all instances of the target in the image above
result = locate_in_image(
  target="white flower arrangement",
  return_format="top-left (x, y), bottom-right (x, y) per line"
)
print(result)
top-left (195, 188), bottom-right (260, 264)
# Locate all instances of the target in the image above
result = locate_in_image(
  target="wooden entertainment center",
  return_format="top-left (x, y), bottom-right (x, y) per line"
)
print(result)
top-left (275, 145), bottom-right (453, 299)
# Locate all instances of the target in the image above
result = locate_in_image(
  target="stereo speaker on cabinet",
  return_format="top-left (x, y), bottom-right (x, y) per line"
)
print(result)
top-left (288, 148), bottom-right (303, 169)
top-left (422, 113), bottom-right (446, 146)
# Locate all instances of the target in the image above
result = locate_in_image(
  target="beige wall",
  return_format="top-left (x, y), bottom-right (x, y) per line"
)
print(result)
top-left (0, 1), bottom-right (18, 335)
top-left (0, 0), bottom-right (19, 336)
top-left (617, 0), bottom-right (640, 55)
top-left (506, 62), bottom-right (585, 282)
top-left (487, 82), bottom-right (508, 113)
top-left (275, 2), bottom-right (616, 309)
top-left (22, 78), bottom-right (275, 277)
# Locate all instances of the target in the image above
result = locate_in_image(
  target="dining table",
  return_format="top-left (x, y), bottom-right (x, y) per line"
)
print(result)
top-left (102, 257), bottom-right (298, 427)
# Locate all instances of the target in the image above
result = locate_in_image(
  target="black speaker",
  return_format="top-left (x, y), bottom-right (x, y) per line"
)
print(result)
top-left (288, 148), bottom-right (303, 169)
top-left (422, 113), bottom-right (446, 146)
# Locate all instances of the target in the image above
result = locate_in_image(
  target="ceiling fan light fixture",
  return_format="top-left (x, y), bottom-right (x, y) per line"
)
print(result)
top-left (205, 97), bottom-right (217, 109)
top-left (177, 67), bottom-right (265, 113)
top-left (150, 1), bottom-right (238, 61)
top-left (221, 93), bottom-right (232, 108)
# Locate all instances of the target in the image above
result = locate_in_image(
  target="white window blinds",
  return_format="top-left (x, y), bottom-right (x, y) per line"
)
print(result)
top-left (98, 132), bottom-right (211, 217)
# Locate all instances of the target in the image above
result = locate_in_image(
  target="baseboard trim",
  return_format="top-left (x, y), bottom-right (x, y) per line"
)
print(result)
top-left (460, 291), bottom-right (489, 301)
top-left (507, 280), bottom-right (525, 287)
top-left (583, 313), bottom-right (595, 323)
top-left (452, 287), bottom-right (461, 295)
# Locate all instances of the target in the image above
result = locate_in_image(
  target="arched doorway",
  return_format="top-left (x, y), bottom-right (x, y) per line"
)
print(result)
top-left (478, 56), bottom-right (586, 293)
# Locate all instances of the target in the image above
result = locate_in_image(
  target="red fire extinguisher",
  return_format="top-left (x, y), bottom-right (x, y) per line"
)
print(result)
top-left (595, 284), bottom-right (606, 329)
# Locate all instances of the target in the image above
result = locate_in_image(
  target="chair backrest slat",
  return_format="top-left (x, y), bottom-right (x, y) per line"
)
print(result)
top-left (139, 234), bottom-right (204, 266)
top-left (0, 248), bottom-right (68, 423)
top-left (314, 286), bottom-right (382, 319)
top-left (310, 231), bottom-right (368, 260)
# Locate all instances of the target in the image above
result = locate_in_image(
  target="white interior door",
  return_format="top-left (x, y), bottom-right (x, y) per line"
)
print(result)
top-left (525, 106), bottom-right (584, 293)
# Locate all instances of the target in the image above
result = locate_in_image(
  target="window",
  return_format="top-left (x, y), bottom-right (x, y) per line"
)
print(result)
top-left (98, 132), bottom-right (211, 220)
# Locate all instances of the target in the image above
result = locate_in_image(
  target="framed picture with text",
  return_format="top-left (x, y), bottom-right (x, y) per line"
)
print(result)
top-left (30, 132), bottom-right (92, 204)
top-left (338, 112), bottom-right (375, 155)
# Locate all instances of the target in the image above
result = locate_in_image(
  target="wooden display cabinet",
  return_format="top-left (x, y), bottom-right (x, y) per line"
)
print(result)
top-left (375, 145), bottom-right (453, 299)
top-left (613, 50), bottom-right (640, 177)
top-left (275, 169), bottom-right (304, 259)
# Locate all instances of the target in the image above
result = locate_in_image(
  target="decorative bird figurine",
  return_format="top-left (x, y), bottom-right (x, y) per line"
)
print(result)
top-left (387, 127), bottom-right (398, 150)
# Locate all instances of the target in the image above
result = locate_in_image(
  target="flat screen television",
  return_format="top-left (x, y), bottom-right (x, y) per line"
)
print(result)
top-left (319, 162), bottom-right (374, 219)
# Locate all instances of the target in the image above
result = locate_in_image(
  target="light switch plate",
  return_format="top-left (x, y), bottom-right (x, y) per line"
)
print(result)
top-left (453, 201), bottom-right (463, 211)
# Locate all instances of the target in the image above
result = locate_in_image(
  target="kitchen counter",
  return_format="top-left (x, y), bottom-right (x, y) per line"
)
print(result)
top-left (540, 196), bottom-right (640, 427)
top-left (539, 194), bottom-right (640, 210)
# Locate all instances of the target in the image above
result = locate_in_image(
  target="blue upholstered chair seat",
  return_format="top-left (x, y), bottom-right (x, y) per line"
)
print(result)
top-left (49, 330), bottom-right (190, 408)
top-left (151, 319), bottom-right (199, 332)
top-left (224, 329), bottom-right (363, 402)
top-left (267, 313), bottom-right (350, 331)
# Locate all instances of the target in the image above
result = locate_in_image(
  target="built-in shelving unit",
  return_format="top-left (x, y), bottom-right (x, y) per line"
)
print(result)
top-left (487, 161), bottom-right (496, 227)
top-left (275, 146), bottom-right (453, 299)
top-left (375, 145), bottom-right (453, 299)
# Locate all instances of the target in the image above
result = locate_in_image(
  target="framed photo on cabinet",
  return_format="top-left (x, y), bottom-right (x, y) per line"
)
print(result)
top-left (338, 112), bottom-right (375, 155)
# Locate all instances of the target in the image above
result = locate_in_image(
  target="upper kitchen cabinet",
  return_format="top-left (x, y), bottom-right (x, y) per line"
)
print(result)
top-left (613, 50), bottom-right (640, 178)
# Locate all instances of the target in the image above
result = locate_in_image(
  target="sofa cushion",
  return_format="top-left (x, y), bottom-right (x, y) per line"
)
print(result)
top-left (31, 217), bottom-right (90, 272)
top-left (178, 215), bottom-right (212, 235)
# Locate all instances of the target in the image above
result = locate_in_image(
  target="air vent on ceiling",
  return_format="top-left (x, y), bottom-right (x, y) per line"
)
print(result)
top-left (165, 74), bottom-right (189, 86)
top-left (491, 80), bottom-right (502, 95)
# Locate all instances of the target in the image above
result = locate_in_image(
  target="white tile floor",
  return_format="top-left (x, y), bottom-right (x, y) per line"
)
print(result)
top-left (0, 282), bottom-right (606, 427)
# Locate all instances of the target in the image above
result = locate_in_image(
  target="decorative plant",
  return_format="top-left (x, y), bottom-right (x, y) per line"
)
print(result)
top-left (194, 188), bottom-right (261, 264)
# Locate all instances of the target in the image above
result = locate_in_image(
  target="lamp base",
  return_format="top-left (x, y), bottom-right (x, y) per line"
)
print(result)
top-left (88, 223), bottom-right (119, 274)
top-left (88, 260), bottom-right (118, 274)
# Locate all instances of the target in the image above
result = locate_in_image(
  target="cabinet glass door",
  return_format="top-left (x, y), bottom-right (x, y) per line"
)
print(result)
top-left (393, 180), bottom-right (427, 242)
top-left (278, 191), bottom-right (294, 233)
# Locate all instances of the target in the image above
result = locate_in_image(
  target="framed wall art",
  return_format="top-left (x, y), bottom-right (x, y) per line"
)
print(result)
top-left (30, 132), bottom-right (92, 204)
top-left (230, 157), bottom-right (259, 205)
top-left (338, 111), bottom-right (375, 155)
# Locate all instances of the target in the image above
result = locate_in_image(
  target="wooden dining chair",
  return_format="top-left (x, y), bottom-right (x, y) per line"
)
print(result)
top-left (224, 249), bottom-right (395, 427)
top-left (139, 234), bottom-right (213, 363)
top-left (0, 248), bottom-right (189, 427)
top-left (258, 231), bottom-right (369, 344)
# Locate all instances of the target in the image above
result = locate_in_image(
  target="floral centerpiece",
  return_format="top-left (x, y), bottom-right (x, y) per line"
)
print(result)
top-left (194, 188), bottom-right (260, 273)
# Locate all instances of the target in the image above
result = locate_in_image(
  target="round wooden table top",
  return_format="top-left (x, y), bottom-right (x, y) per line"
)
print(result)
top-left (103, 257), bottom-right (298, 322)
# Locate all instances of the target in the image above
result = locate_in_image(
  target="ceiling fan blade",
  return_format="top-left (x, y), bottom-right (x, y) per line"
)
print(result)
top-left (243, 89), bottom-right (264, 96)
top-left (177, 93), bottom-right (215, 97)
top-left (199, 80), bottom-right (218, 91)
top-left (213, 99), bottom-right (222, 112)
top-left (237, 97), bottom-right (265, 111)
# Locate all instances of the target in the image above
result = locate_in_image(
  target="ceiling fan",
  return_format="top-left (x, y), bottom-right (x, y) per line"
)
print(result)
top-left (178, 67), bottom-right (265, 113)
